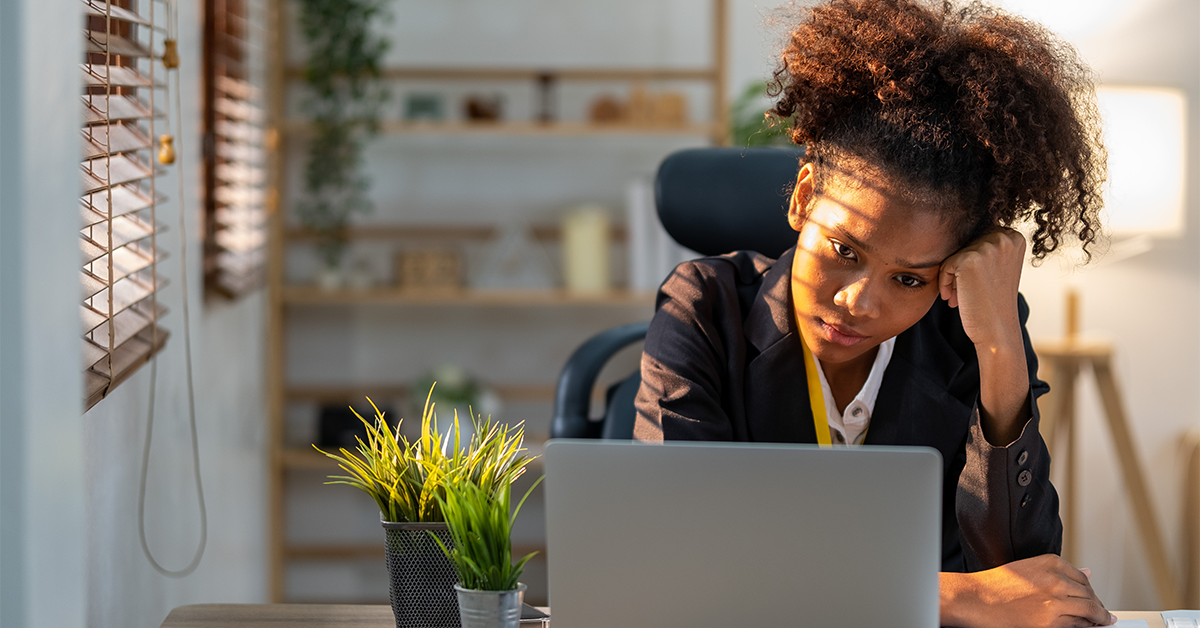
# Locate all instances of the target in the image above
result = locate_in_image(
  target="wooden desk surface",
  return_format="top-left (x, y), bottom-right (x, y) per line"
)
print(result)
top-left (161, 604), bottom-right (386, 627)
top-left (159, 604), bottom-right (1168, 627)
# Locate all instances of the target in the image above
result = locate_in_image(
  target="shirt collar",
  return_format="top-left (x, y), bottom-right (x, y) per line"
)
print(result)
top-left (812, 336), bottom-right (896, 446)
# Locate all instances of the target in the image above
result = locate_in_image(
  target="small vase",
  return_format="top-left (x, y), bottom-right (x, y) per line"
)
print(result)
top-left (314, 265), bottom-right (343, 291)
top-left (382, 519), bottom-right (461, 628)
top-left (454, 583), bottom-right (526, 628)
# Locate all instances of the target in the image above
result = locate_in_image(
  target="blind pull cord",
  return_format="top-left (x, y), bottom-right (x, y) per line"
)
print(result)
top-left (138, 1), bottom-right (208, 577)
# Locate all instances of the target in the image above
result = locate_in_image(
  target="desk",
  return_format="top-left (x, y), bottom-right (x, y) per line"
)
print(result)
top-left (160, 604), bottom-right (549, 627)
top-left (159, 604), bottom-right (1167, 627)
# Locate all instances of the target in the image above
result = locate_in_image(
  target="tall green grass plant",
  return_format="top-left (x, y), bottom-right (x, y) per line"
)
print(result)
top-left (314, 386), bottom-right (532, 523)
top-left (431, 476), bottom-right (542, 591)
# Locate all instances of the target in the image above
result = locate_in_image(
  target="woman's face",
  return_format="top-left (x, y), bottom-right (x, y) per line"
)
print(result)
top-left (788, 163), bottom-right (960, 367)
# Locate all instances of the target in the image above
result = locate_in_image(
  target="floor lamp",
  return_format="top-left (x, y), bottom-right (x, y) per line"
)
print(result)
top-left (1035, 290), bottom-right (1182, 609)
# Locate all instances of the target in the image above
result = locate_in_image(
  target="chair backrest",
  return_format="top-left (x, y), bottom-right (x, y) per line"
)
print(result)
top-left (656, 146), bottom-right (805, 258)
top-left (550, 147), bottom-right (805, 440)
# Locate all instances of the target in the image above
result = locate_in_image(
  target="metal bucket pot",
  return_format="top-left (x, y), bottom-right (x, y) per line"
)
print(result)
top-left (454, 583), bottom-right (526, 628)
top-left (382, 520), bottom-right (461, 628)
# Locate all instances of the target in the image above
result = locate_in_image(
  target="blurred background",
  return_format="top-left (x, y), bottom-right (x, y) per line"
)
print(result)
top-left (1, 0), bottom-right (1196, 626)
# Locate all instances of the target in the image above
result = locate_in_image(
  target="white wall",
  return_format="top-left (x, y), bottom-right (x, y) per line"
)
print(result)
top-left (1, 0), bottom-right (270, 627)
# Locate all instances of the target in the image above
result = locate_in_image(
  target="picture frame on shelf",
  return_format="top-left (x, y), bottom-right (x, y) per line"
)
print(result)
top-left (472, 223), bottom-right (558, 291)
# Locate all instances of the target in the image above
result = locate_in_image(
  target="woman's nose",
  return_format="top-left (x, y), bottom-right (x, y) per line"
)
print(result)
top-left (834, 277), bottom-right (880, 319)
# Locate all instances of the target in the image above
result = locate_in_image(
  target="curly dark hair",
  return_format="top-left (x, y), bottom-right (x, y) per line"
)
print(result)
top-left (768, 0), bottom-right (1105, 259)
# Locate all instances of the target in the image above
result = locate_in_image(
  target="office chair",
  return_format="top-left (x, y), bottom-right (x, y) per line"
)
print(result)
top-left (550, 146), bottom-right (805, 440)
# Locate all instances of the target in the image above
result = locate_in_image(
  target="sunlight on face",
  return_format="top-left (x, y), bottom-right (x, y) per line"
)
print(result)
top-left (789, 165), bottom-right (960, 369)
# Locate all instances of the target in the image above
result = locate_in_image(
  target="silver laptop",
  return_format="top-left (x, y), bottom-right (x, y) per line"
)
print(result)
top-left (543, 440), bottom-right (942, 628)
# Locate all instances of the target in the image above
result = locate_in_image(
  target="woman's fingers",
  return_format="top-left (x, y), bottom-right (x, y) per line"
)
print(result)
top-left (1059, 594), bottom-right (1115, 626)
top-left (1054, 560), bottom-right (1113, 627)
top-left (939, 260), bottom-right (959, 307)
top-left (1059, 613), bottom-right (1116, 628)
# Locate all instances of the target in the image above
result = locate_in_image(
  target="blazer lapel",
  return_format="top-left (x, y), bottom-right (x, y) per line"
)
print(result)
top-left (741, 248), bottom-right (817, 443)
top-left (866, 304), bottom-right (974, 458)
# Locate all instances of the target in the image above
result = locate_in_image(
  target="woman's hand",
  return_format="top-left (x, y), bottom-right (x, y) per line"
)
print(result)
top-left (940, 555), bottom-right (1117, 628)
top-left (938, 229), bottom-right (1030, 445)
top-left (938, 228), bottom-right (1027, 351)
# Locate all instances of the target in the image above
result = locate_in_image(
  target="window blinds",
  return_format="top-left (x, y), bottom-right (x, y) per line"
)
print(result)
top-left (203, 0), bottom-right (267, 298)
top-left (81, 0), bottom-right (171, 411)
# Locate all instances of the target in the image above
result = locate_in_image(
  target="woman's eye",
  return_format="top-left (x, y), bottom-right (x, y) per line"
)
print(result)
top-left (897, 275), bottom-right (925, 289)
top-left (831, 241), bottom-right (856, 260)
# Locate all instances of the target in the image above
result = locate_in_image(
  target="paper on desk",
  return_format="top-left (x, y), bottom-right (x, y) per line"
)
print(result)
top-left (1111, 621), bottom-right (1150, 628)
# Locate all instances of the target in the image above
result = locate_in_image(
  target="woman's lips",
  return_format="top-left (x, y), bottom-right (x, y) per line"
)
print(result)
top-left (819, 319), bottom-right (867, 347)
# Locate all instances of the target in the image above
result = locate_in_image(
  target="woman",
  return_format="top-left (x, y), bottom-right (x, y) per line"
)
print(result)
top-left (633, 1), bottom-right (1111, 626)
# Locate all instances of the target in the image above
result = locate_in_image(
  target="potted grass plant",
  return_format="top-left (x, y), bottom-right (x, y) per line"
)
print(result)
top-left (315, 388), bottom-right (533, 628)
top-left (432, 475), bottom-right (543, 628)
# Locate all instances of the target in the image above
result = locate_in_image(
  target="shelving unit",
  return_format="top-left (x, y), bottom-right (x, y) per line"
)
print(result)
top-left (282, 65), bottom-right (727, 142)
top-left (281, 286), bottom-right (656, 306)
top-left (265, 0), bottom-right (728, 604)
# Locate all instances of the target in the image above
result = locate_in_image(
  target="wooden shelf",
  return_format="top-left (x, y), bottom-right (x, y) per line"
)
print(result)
top-left (284, 383), bottom-right (556, 403)
top-left (282, 286), bottom-right (656, 307)
top-left (284, 541), bottom-right (544, 562)
top-left (1033, 338), bottom-right (1114, 358)
top-left (287, 225), bottom-right (495, 242)
top-left (282, 119), bottom-right (718, 137)
top-left (285, 543), bottom-right (383, 560)
top-left (286, 65), bottom-right (717, 82)
top-left (281, 448), bottom-right (339, 470)
top-left (284, 223), bottom-right (629, 243)
top-left (283, 446), bottom-right (547, 471)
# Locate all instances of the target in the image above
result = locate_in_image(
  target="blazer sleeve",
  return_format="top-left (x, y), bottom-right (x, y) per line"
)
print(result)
top-left (955, 293), bottom-right (1063, 571)
top-left (633, 261), bottom-right (739, 442)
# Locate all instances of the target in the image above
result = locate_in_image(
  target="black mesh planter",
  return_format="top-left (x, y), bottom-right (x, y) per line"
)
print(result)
top-left (382, 520), bottom-right (461, 628)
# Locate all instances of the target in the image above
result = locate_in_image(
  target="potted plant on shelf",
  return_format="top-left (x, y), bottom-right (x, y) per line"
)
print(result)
top-left (729, 80), bottom-right (792, 148)
top-left (295, 0), bottom-right (390, 286)
top-left (315, 389), bottom-right (534, 628)
top-left (432, 475), bottom-right (542, 628)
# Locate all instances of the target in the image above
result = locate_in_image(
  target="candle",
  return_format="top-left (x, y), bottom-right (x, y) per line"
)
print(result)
top-left (562, 205), bottom-right (611, 294)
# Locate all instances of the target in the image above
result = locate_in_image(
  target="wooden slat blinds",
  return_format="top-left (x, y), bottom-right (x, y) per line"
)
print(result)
top-left (203, 0), bottom-right (267, 298)
top-left (81, 0), bottom-right (170, 411)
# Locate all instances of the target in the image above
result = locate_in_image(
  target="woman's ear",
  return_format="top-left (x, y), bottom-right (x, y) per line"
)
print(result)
top-left (787, 163), bottom-right (815, 232)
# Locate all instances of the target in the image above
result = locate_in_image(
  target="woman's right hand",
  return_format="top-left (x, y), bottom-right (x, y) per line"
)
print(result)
top-left (939, 554), bottom-right (1117, 628)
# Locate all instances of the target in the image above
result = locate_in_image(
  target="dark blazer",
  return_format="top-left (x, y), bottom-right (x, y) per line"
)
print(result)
top-left (634, 248), bottom-right (1063, 572)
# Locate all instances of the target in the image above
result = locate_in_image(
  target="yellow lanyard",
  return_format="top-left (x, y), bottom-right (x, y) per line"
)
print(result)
top-left (800, 334), bottom-right (832, 448)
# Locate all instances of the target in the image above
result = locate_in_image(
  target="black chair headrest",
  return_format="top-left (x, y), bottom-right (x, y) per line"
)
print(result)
top-left (654, 147), bottom-right (805, 260)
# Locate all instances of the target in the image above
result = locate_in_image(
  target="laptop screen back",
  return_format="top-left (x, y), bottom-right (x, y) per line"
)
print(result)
top-left (543, 440), bottom-right (942, 628)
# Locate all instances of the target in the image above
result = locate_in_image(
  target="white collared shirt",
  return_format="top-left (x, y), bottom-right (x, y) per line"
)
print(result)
top-left (811, 337), bottom-right (896, 446)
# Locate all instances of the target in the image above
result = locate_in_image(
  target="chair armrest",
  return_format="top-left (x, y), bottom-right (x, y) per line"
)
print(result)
top-left (551, 321), bottom-right (650, 439)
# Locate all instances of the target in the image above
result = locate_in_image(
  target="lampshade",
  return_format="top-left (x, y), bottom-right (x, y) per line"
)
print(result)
top-left (1096, 86), bottom-right (1188, 236)
top-left (995, 0), bottom-right (1143, 39)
